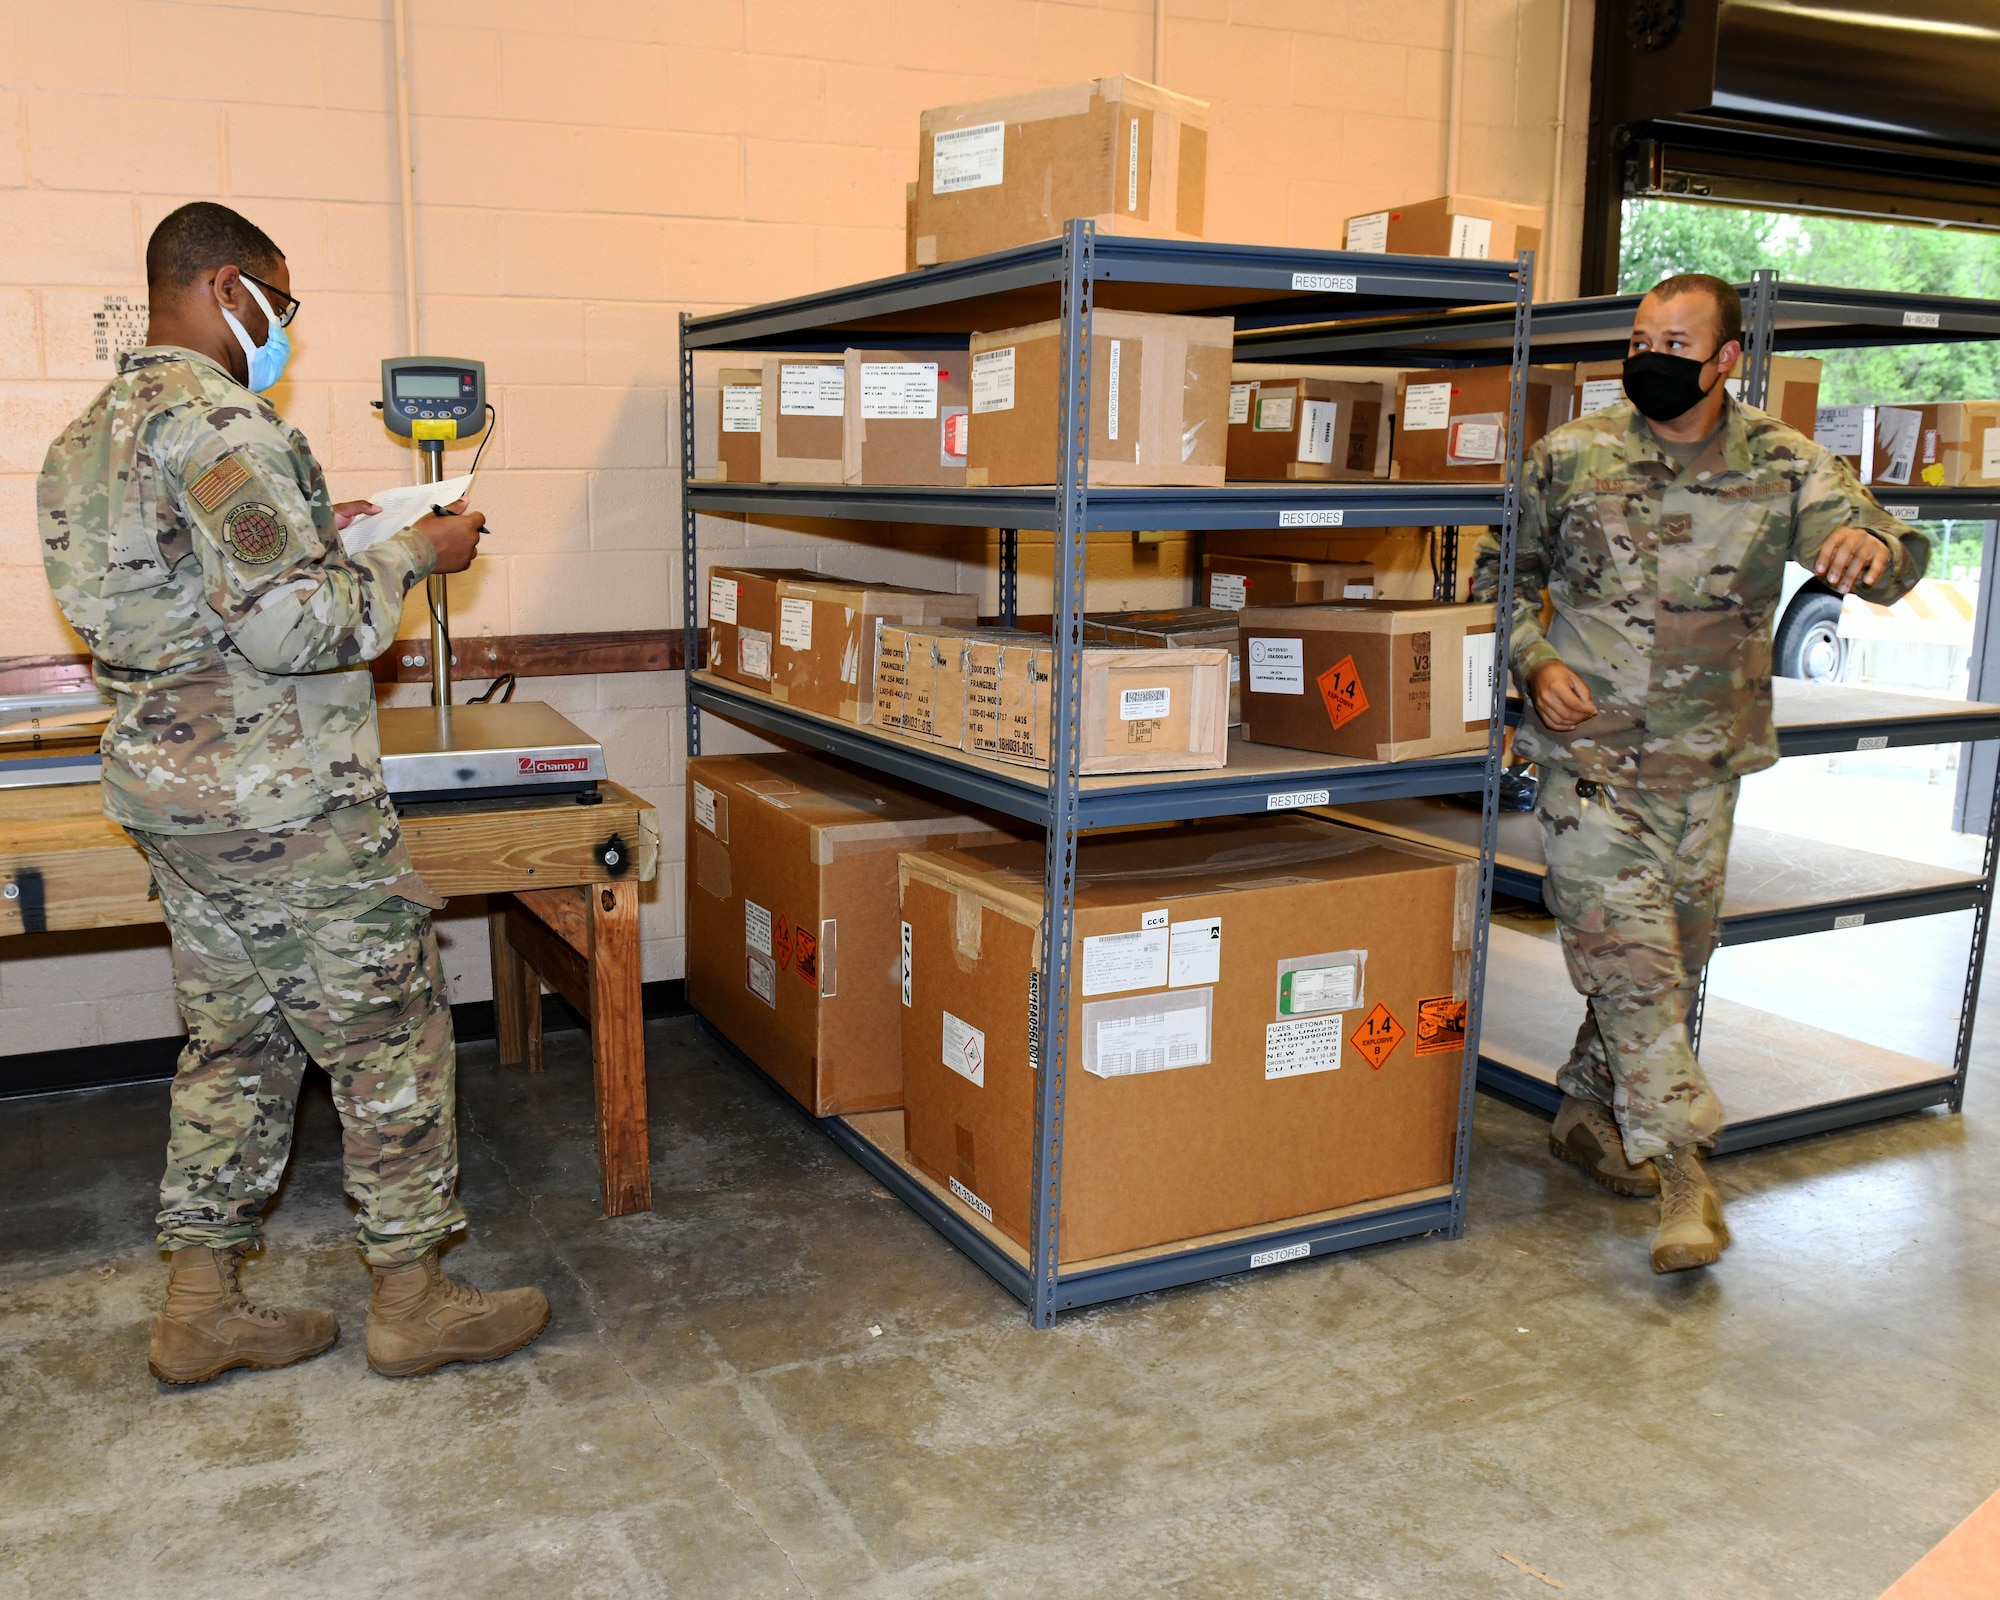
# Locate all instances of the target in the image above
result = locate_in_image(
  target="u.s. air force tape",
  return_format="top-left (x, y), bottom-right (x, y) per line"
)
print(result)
top-left (222, 501), bottom-right (290, 564)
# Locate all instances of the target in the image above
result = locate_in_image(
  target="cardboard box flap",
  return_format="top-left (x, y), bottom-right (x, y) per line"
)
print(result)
top-left (899, 850), bottom-right (1046, 964)
top-left (920, 75), bottom-right (1208, 134)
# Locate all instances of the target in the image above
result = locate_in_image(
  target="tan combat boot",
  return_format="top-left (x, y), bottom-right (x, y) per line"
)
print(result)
top-left (1649, 1146), bottom-right (1731, 1273)
top-left (1550, 1095), bottom-right (1659, 1197)
top-left (147, 1245), bottom-right (339, 1384)
top-left (366, 1248), bottom-right (551, 1377)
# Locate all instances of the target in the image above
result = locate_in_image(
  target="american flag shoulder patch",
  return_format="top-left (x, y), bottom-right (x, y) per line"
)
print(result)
top-left (188, 453), bottom-right (252, 513)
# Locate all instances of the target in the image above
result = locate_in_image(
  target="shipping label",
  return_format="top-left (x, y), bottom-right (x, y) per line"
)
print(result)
top-left (972, 347), bottom-right (1016, 414)
top-left (1209, 572), bottom-right (1248, 610)
top-left (1875, 406), bottom-right (1921, 484)
top-left (941, 1010), bottom-right (986, 1086)
top-left (779, 363), bottom-right (845, 416)
top-left (1229, 383), bottom-right (1254, 425)
top-left (1087, 1001), bottom-right (1210, 1078)
top-left (1119, 685), bottom-right (1170, 721)
top-left (1169, 917), bottom-right (1222, 987)
top-left (1278, 957), bottom-right (1360, 1016)
top-left (1448, 213), bottom-right (1493, 260)
top-left (744, 899), bottom-right (772, 957)
top-left (738, 628), bottom-right (771, 680)
top-left (860, 361), bottom-right (939, 420)
top-left (1449, 419), bottom-right (1501, 463)
top-left (779, 596), bottom-right (813, 650)
top-left (1403, 381), bottom-right (1453, 431)
top-left (1080, 927), bottom-right (1169, 996)
top-left (721, 384), bottom-right (762, 433)
top-left (933, 119), bottom-right (1005, 194)
top-left (1254, 391), bottom-right (1296, 432)
top-left (708, 575), bottom-right (739, 624)
top-left (1246, 636), bottom-right (1304, 694)
top-left (1297, 398), bottom-right (1337, 464)
top-left (1815, 406), bottom-right (1867, 455)
top-left (1580, 378), bottom-right (1624, 415)
top-left (1345, 210), bottom-right (1390, 252)
top-left (1462, 631), bottom-right (1497, 724)
top-left (1266, 1015), bottom-right (1343, 1079)
top-left (693, 781), bottom-right (718, 835)
top-left (746, 949), bottom-right (777, 1007)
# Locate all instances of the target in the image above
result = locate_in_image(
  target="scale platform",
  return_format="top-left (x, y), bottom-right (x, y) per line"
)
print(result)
top-left (378, 702), bottom-right (607, 804)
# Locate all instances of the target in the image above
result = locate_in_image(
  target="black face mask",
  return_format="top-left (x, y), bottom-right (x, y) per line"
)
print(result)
top-left (1622, 350), bottom-right (1720, 422)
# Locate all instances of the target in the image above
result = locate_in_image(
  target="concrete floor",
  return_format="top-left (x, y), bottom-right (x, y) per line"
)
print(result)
top-left (5, 991), bottom-right (2000, 1598)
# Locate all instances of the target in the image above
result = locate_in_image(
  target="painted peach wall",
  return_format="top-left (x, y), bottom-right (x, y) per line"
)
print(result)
top-left (0, 0), bottom-right (1592, 1054)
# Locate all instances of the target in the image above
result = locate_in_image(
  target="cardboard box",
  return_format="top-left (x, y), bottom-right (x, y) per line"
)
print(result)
top-left (964, 631), bottom-right (1051, 762)
top-left (1816, 401), bottom-right (1987, 488)
top-left (1082, 607), bottom-right (1242, 724)
top-left (772, 577), bottom-right (978, 724)
top-left (761, 358), bottom-right (847, 484)
top-left (1391, 366), bottom-right (1576, 482)
top-left (899, 817), bottom-right (1474, 1261)
top-left (910, 76), bottom-right (1208, 268)
top-left (686, 753), bottom-right (1017, 1116)
top-left (842, 349), bottom-right (971, 486)
top-left (716, 366), bottom-right (764, 483)
top-left (1344, 194), bottom-right (1543, 264)
top-left (1344, 197), bottom-right (1544, 266)
top-left (876, 623), bottom-right (980, 744)
top-left (1203, 554), bottom-right (1376, 611)
top-left (1225, 375), bottom-right (1390, 481)
top-left (1575, 354), bottom-right (1822, 438)
top-left (971, 528), bottom-right (1195, 616)
top-left (1934, 402), bottom-right (2000, 488)
top-left (706, 566), bottom-right (822, 689)
top-left (966, 310), bottom-right (1233, 488)
top-left (1207, 529), bottom-right (1442, 603)
top-left (1239, 601), bottom-right (1496, 761)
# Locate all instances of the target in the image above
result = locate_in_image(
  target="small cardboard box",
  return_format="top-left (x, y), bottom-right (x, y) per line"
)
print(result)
top-left (1225, 375), bottom-right (1390, 481)
top-left (1934, 402), bottom-right (2000, 487)
top-left (706, 566), bottom-right (821, 689)
top-left (973, 528), bottom-right (1195, 615)
top-left (761, 358), bottom-right (847, 484)
top-left (1344, 194), bottom-right (1544, 263)
top-left (1239, 602), bottom-right (1496, 761)
top-left (1204, 554), bottom-right (1376, 611)
top-left (716, 366), bottom-right (764, 483)
top-left (899, 817), bottom-right (1474, 1262)
top-left (1082, 607), bottom-right (1243, 725)
top-left (842, 350), bottom-right (971, 487)
top-left (772, 577), bottom-right (978, 724)
top-left (910, 76), bottom-right (1209, 268)
top-left (1391, 366), bottom-right (1576, 483)
top-left (1575, 354), bottom-right (1822, 438)
top-left (966, 310), bottom-right (1233, 488)
top-left (686, 753), bottom-right (1017, 1116)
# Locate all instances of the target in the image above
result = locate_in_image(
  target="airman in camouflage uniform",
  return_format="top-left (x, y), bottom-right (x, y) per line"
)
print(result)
top-left (1472, 273), bottom-right (1926, 1272)
top-left (38, 201), bottom-right (545, 1381)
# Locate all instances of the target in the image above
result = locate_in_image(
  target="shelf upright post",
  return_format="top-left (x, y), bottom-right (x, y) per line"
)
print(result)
top-left (1951, 755), bottom-right (2000, 1109)
top-left (679, 312), bottom-right (702, 763)
top-left (1029, 219), bottom-right (1097, 1327)
top-left (1742, 268), bottom-right (1778, 409)
top-left (1452, 250), bottom-right (1536, 1239)
top-left (999, 528), bottom-right (1019, 627)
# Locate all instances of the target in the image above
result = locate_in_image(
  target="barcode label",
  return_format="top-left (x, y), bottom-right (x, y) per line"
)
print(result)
top-left (1291, 272), bottom-right (1358, 293)
top-left (1279, 509), bottom-right (1344, 527)
top-left (1250, 1241), bottom-right (1311, 1269)
top-left (1266, 788), bottom-right (1331, 810)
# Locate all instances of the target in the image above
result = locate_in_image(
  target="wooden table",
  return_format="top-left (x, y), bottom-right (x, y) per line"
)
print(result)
top-left (0, 777), bottom-right (661, 1218)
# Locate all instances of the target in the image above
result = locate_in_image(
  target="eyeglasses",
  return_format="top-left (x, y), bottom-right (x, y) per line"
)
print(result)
top-left (239, 270), bottom-right (301, 328)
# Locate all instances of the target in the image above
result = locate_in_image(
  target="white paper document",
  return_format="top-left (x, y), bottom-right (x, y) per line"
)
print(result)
top-left (338, 473), bottom-right (475, 556)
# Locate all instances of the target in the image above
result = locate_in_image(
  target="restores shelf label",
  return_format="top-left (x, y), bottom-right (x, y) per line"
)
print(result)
top-left (1292, 272), bottom-right (1358, 293)
top-left (1279, 509), bottom-right (1344, 527)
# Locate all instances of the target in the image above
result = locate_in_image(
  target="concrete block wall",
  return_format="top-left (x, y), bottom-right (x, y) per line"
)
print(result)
top-left (0, 0), bottom-right (1594, 1055)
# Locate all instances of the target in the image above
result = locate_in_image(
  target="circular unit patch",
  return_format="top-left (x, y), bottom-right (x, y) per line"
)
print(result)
top-left (222, 501), bottom-right (290, 565)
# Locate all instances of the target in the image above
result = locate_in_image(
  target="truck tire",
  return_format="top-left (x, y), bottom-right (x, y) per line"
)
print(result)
top-left (1775, 588), bottom-right (1849, 681)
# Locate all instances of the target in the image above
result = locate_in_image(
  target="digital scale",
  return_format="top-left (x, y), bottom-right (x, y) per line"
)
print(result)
top-left (373, 355), bottom-right (608, 807)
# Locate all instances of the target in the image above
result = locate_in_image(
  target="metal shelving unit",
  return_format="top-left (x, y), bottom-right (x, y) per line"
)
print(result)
top-left (679, 226), bottom-right (1535, 1324)
top-left (1251, 273), bottom-right (2000, 1152)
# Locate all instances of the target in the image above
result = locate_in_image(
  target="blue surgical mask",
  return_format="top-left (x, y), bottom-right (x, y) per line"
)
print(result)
top-left (221, 276), bottom-right (292, 393)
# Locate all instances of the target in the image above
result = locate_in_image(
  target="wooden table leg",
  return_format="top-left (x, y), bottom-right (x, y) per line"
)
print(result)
top-left (488, 897), bottom-right (544, 1072)
top-left (586, 879), bottom-right (652, 1217)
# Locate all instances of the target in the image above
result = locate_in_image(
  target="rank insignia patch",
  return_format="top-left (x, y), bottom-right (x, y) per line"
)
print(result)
top-left (188, 454), bottom-right (253, 513)
top-left (222, 501), bottom-right (289, 564)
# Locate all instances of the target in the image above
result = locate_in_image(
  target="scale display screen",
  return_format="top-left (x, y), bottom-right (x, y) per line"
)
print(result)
top-left (395, 373), bottom-right (463, 399)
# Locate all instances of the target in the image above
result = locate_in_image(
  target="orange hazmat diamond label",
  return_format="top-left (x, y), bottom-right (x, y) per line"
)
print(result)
top-left (1352, 1002), bottom-right (1406, 1069)
top-left (1317, 654), bottom-right (1369, 730)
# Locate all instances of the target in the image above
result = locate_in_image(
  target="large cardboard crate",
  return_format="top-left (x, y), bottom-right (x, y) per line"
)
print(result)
top-left (841, 349), bottom-right (971, 487)
top-left (706, 566), bottom-right (822, 690)
top-left (1344, 194), bottom-right (1543, 263)
top-left (908, 76), bottom-right (1208, 268)
top-left (1391, 367), bottom-right (1575, 483)
top-left (687, 754), bottom-right (1017, 1116)
top-left (899, 817), bottom-right (1474, 1261)
top-left (1225, 374), bottom-right (1391, 481)
top-left (771, 577), bottom-right (978, 724)
top-left (1239, 601), bottom-right (1496, 762)
top-left (967, 310), bottom-right (1233, 488)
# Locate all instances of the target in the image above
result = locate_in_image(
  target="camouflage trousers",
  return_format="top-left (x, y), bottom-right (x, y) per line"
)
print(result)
top-left (1536, 773), bottom-right (1738, 1164)
top-left (130, 796), bottom-right (466, 1267)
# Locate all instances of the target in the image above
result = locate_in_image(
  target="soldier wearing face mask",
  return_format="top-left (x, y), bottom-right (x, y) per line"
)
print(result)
top-left (1471, 273), bottom-right (1926, 1274)
top-left (38, 201), bottom-right (550, 1383)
